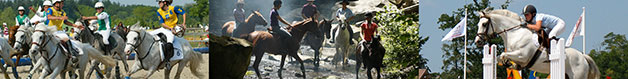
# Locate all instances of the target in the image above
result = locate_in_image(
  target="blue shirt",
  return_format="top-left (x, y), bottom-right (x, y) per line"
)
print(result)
top-left (530, 13), bottom-right (563, 32)
top-left (270, 9), bottom-right (279, 26)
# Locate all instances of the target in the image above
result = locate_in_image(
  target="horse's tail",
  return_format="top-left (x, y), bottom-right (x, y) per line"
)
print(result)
top-left (584, 55), bottom-right (600, 79)
top-left (83, 44), bottom-right (117, 67)
top-left (187, 51), bottom-right (205, 78)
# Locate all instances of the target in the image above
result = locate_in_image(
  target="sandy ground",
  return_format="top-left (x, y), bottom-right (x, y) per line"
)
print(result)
top-left (1, 54), bottom-right (210, 79)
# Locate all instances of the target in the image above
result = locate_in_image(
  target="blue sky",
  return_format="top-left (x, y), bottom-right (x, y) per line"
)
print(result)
top-left (420, 0), bottom-right (628, 72)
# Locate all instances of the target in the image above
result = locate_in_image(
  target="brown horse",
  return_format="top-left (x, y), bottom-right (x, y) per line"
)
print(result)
top-left (300, 19), bottom-right (332, 70)
top-left (356, 35), bottom-right (386, 79)
top-left (246, 18), bottom-right (320, 79)
top-left (221, 11), bottom-right (267, 38)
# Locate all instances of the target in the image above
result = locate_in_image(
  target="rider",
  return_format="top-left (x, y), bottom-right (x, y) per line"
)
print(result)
top-left (522, 5), bottom-right (565, 47)
top-left (30, 0), bottom-right (52, 25)
top-left (329, 0), bottom-right (354, 44)
top-left (155, 0), bottom-right (187, 68)
top-left (2, 23), bottom-right (6, 37)
top-left (269, 0), bottom-right (292, 40)
top-left (234, 0), bottom-right (246, 25)
top-left (301, 0), bottom-right (318, 22)
top-left (16, 6), bottom-right (30, 26)
top-left (82, 2), bottom-right (112, 45)
top-left (359, 12), bottom-right (379, 48)
top-left (46, 0), bottom-right (84, 59)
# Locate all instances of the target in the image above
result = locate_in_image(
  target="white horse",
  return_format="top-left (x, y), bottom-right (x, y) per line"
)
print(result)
top-left (332, 14), bottom-right (353, 67)
top-left (124, 25), bottom-right (204, 79)
top-left (29, 25), bottom-right (116, 79)
top-left (12, 25), bottom-right (47, 78)
top-left (0, 38), bottom-right (18, 79)
top-left (475, 9), bottom-right (600, 79)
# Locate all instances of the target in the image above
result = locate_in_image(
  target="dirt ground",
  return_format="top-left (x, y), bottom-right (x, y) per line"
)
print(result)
top-left (1, 54), bottom-right (210, 79)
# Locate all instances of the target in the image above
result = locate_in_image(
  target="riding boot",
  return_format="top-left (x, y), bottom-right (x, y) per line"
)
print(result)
top-left (164, 43), bottom-right (174, 69)
top-left (347, 26), bottom-right (355, 45)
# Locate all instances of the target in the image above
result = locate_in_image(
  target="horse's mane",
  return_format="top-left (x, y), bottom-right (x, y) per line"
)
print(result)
top-left (487, 9), bottom-right (523, 21)
top-left (286, 18), bottom-right (313, 31)
top-left (129, 25), bottom-right (146, 32)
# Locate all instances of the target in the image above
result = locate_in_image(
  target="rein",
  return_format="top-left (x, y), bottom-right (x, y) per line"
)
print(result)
top-left (482, 16), bottom-right (542, 69)
top-left (127, 30), bottom-right (155, 69)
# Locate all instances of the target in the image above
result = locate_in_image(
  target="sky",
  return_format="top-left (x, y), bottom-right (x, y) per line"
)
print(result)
top-left (420, 0), bottom-right (628, 72)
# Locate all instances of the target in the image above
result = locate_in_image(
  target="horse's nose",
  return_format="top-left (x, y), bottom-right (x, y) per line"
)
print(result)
top-left (474, 36), bottom-right (481, 43)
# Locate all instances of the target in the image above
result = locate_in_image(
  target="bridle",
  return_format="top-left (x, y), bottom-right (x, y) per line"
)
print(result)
top-left (15, 29), bottom-right (31, 49)
top-left (126, 30), bottom-right (155, 69)
top-left (477, 15), bottom-right (522, 41)
top-left (31, 30), bottom-right (66, 72)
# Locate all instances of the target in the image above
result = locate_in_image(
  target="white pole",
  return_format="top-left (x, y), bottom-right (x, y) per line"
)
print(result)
top-left (463, 9), bottom-right (468, 79)
top-left (582, 7), bottom-right (586, 54)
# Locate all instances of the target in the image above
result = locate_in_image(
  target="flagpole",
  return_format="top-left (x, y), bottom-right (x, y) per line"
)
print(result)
top-left (582, 7), bottom-right (586, 54)
top-left (463, 8), bottom-right (468, 79)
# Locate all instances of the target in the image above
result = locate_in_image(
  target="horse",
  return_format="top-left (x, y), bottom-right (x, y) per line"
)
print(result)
top-left (245, 18), bottom-right (320, 79)
top-left (123, 25), bottom-right (204, 79)
top-left (0, 38), bottom-right (18, 79)
top-left (475, 9), bottom-right (600, 79)
top-left (74, 19), bottom-right (129, 78)
top-left (222, 11), bottom-right (268, 38)
top-left (29, 25), bottom-right (116, 79)
top-left (331, 14), bottom-right (354, 67)
top-left (355, 35), bottom-right (385, 79)
top-left (301, 19), bottom-right (332, 70)
top-left (12, 25), bottom-right (41, 78)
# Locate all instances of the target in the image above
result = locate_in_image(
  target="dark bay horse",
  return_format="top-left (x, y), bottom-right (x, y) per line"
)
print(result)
top-left (222, 11), bottom-right (267, 38)
top-left (246, 18), bottom-right (321, 79)
top-left (356, 35), bottom-right (386, 79)
top-left (300, 19), bottom-right (332, 70)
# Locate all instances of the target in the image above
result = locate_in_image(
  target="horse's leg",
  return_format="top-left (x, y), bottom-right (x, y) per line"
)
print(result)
top-left (291, 53), bottom-right (306, 78)
top-left (85, 61), bottom-right (98, 79)
top-left (174, 61), bottom-right (187, 79)
top-left (252, 51), bottom-right (264, 79)
top-left (164, 65), bottom-right (172, 79)
top-left (313, 47), bottom-right (320, 71)
top-left (118, 51), bottom-right (130, 72)
top-left (59, 70), bottom-right (66, 79)
top-left (47, 67), bottom-right (63, 79)
top-left (126, 61), bottom-right (141, 76)
top-left (278, 54), bottom-right (287, 78)
top-left (376, 67), bottom-right (381, 79)
top-left (30, 58), bottom-right (44, 79)
top-left (355, 46), bottom-right (362, 79)
top-left (39, 66), bottom-right (50, 79)
top-left (0, 62), bottom-right (9, 79)
top-left (366, 68), bottom-right (372, 79)
top-left (142, 68), bottom-right (157, 79)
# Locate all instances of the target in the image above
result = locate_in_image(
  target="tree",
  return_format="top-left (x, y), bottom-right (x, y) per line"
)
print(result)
top-left (374, 4), bottom-right (429, 78)
top-left (0, 7), bottom-right (15, 27)
top-left (590, 32), bottom-right (628, 78)
top-left (437, 0), bottom-right (512, 78)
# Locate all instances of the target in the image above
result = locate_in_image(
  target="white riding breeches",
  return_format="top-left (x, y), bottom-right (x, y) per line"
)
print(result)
top-left (548, 20), bottom-right (565, 38)
top-left (96, 29), bottom-right (111, 44)
top-left (149, 28), bottom-right (174, 43)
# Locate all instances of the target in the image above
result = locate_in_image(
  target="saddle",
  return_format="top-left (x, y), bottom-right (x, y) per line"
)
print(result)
top-left (93, 33), bottom-right (117, 54)
top-left (156, 33), bottom-right (175, 62)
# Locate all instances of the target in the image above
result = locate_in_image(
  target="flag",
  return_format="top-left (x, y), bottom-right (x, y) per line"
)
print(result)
top-left (442, 14), bottom-right (467, 41)
top-left (566, 7), bottom-right (585, 47)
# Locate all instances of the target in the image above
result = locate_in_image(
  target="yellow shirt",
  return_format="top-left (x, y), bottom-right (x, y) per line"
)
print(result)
top-left (46, 7), bottom-right (67, 30)
top-left (156, 6), bottom-right (186, 28)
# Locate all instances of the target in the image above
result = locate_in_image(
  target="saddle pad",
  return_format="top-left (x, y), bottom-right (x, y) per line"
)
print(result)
top-left (70, 40), bottom-right (84, 55)
top-left (159, 38), bottom-right (184, 61)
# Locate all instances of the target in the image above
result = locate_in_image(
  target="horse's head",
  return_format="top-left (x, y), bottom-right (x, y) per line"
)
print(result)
top-left (474, 9), bottom-right (524, 44)
top-left (13, 26), bottom-right (32, 51)
top-left (30, 23), bottom-right (56, 53)
top-left (247, 11), bottom-right (268, 26)
top-left (319, 19), bottom-right (333, 39)
top-left (124, 26), bottom-right (148, 54)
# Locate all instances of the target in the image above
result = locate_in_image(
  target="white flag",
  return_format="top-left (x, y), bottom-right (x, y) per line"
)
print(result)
top-left (566, 7), bottom-right (585, 47)
top-left (442, 14), bottom-right (467, 41)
